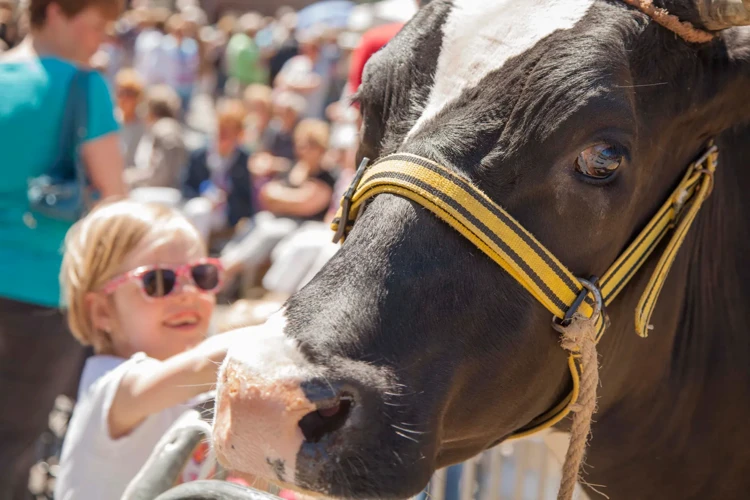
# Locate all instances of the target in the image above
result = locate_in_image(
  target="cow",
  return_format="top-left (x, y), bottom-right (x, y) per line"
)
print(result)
top-left (210, 0), bottom-right (750, 498)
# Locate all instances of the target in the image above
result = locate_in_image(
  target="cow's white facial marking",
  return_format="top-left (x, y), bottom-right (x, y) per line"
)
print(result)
top-left (407, 0), bottom-right (596, 138)
top-left (213, 308), bottom-right (320, 484)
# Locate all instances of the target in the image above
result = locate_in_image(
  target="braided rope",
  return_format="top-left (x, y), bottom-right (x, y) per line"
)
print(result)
top-left (620, 0), bottom-right (715, 44)
top-left (554, 314), bottom-right (601, 500)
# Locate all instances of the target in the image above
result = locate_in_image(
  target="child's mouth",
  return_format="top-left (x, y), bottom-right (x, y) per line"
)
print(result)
top-left (164, 312), bottom-right (201, 329)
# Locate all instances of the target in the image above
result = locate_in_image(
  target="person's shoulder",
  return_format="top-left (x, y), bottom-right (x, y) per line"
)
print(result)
top-left (77, 354), bottom-right (131, 397)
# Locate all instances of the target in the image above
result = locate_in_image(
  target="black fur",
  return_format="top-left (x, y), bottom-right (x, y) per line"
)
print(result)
top-left (279, 1), bottom-right (750, 498)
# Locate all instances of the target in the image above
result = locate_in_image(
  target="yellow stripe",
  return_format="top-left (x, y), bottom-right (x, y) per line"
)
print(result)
top-left (348, 162), bottom-right (591, 319)
top-left (635, 162), bottom-right (715, 336)
top-left (330, 145), bottom-right (717, 440)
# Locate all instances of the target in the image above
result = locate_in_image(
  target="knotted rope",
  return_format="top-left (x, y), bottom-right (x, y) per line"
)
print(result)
top-left (553, 313), bottom-right (601, 500)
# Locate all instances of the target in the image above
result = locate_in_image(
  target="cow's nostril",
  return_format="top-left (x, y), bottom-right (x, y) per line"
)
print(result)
top-left (298, 396), bottom-right (353, 443)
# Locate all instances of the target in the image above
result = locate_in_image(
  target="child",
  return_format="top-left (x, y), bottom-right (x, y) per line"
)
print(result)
top-left (54, 200), bottom-right (242, 500)
top-left (182, 98), bottom-right (255, 244)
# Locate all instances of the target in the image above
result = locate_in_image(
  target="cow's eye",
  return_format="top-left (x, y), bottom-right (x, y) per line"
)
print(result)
top-left (575, 144), bottom-right (623, 180)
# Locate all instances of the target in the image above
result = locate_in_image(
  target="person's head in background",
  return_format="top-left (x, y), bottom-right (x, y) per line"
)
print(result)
top-left (0, 0), bottom-right (15, 48)
top-left (294, 119), bottom-right (329, 172)
top-left (181, 6), bottom-right (206, 40)
top-left (237, 11), bottom-right (263, 39)
top-left (26, 0), bottom-right (123, 63)
top-left (151, 7), bottom-right (170, 34)
top-left (115, 68), bottom-right (144, 124)
top-left (144, 84), bottom-right (181, 127)
top-left (215, 98), bottom-right (246, 158)
top-left (273, 90), bottom-right (306, 131)
top-left (166, 13), bottom-right (186, 41)
top-left (61, 200), bottom-right (219, 361)
top-left (243, 84), bottom-right (272, 126)
top-left (216, 13), bottom-right (236, 39)
top-left (296, 26), bottom-right (322, 60)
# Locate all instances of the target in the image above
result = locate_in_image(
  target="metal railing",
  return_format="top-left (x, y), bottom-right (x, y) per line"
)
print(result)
top-left (139, 414), bottom-right (589, 500)
top-left (415, 438), bottom-right (589, 500)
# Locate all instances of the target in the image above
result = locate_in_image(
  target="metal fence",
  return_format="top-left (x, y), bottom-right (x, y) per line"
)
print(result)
top-left (415, 437), bottom-right (589, 500)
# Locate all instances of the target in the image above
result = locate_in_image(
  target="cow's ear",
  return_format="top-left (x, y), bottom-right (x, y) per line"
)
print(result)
top-left (695, 0), bottom-right (750, 31)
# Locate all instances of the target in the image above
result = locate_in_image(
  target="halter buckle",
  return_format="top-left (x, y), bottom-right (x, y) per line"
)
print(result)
top-left (332, 157), bottom-right (371, 243)
top-left (553, 277), bottom-right (603, 328)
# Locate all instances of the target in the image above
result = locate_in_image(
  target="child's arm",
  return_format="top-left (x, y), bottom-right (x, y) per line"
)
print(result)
top-left (107, 329), bottom-right (247, 440)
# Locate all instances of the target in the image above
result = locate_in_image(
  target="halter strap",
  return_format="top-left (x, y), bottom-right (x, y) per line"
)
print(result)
top-left (331, 144), bottom-right (717, 437)
top-left (620, 0), bottom-right (716, 44)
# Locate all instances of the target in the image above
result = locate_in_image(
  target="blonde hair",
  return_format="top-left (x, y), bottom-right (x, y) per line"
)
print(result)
top-left (294, 119), bottom-right (330, 150)
top-left (61, 200), bottom-right (204, 354)
top-left (216, 98), bottom-right (247, 130)
top-left (115, 68), bottom-right (145, 96)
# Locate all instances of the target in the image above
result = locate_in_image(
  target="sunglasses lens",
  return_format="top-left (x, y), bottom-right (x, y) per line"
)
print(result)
top-left (142, 269), bottom-right (177, 298)
top-left (191, 264), bottom-right (220, 291)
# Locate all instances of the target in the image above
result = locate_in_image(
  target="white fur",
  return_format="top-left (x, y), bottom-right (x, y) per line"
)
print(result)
top-left (224, 308), bottom-right (318, 382)
top-left (407, 0), bottom-right (596, 138)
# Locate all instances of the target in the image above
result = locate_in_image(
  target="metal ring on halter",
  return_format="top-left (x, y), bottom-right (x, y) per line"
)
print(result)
top-left (552, 277), bottom-right (604, 329)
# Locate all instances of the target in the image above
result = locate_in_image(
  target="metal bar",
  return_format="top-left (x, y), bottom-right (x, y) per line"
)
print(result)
top-left (459, 456), bottom-right (478, 500)
top-left (430, 467), bottom-right (448, 500)
top-left (513, 442), bottom-right (530, 500)
top-left (486, 447), bottom-right (504, 500)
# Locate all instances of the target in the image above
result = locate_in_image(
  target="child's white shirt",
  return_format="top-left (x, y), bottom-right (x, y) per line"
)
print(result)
top-left (54, 353), bottom-right (211, 500)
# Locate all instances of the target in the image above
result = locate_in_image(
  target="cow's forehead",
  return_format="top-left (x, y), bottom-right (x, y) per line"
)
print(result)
top-left (407, 0), bottom-right (597, 138)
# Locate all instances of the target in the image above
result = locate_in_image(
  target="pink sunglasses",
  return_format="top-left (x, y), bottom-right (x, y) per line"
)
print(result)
top-left (102, 258), bottom-right (224, 299)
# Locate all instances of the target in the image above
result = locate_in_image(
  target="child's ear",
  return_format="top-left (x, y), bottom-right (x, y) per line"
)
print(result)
top-left (85, 292), bottom-right (115, 335)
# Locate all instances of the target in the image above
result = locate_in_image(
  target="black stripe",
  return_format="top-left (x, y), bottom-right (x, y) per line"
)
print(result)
top-left (638, 203), bottom-right (699, 319)
top-left (603, 221), bottom-right (671, 304)
top-left (600, 207), bottom-right (672, 289)
top-left (600, 180), bottom-right (701, 294)
top-left (361, 170), bottom-right (571, 313)
top-left (380, 154), bottom-right (581, 297)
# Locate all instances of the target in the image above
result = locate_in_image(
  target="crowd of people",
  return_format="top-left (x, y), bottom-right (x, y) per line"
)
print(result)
top-left (0, 0), bottom-right (422, 498)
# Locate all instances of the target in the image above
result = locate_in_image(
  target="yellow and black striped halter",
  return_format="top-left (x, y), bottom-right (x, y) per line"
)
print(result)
top-left (331, 144), bottom-right (718, 438)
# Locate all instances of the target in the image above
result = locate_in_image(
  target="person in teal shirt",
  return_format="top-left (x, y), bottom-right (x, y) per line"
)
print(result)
top-left (0, 0), bottom-right (125, 496)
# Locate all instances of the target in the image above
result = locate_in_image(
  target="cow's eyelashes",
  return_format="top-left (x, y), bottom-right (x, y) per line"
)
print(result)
top-left (574, 143), bottom-right (625, 182)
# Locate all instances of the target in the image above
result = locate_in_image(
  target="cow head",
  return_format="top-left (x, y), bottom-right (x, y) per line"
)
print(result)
top-left (212, 1), bottom-right (750, 497)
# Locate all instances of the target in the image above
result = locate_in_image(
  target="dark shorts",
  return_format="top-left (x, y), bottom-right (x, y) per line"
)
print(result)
top-left (0, 298), bottom-right (88, 500)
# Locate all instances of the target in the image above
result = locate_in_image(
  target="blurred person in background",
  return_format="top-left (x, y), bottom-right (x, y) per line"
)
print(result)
top-left (126, 84), bottom-right (186, 189)
top-left (248, 90), bottom-right (306, 195)
top-left (261, 89), bottom-right (305, 161)
top-left (182, 98), bottom-right (255, 245)
top-left (115, 68), bottom-right (145, 168)
top-left (225, 12), bottom-right (268, 97)
top-left (346, 0), bottom-right (426, 96)
top-left (274, 26), bottom-right (331, 120)
top-left (222, 119), bottom-right (334, 282)
top-left (161, 13), bottom-right (199, 117)
top-left (268, 7), bottom-right (298, 84)
top-left (0, 0), bottom-right (126, 496)
top-left (0, 0), bottom-right (18, 50)
top-left (211, 13), bottom-right (236, 98)
top-left (133, 6), bottom-right (169, 87)
top-left (242, 83), bottom-right (273, 151)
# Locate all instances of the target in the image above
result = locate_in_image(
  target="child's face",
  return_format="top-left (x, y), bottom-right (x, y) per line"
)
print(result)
top-left (295, 139), bottom-right (325, 169)
top-left (116, 87), bottom-right (141, 119)
top-left (105, 233), bottom-right (216, 360)
top-left (217, 122), bottom-right (243, 157)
